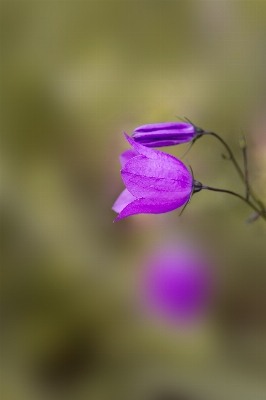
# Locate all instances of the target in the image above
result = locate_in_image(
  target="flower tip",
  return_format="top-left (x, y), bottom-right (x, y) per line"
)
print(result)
top-left (112, 213), bottom-right (119, 222)
top-left (113, 214), bottom-right (122, 222)
top-left (123, 132), bottom-right (135, 146)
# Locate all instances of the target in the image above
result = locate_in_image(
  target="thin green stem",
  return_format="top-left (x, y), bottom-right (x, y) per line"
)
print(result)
top-left (243, 146), bottom-right (249, 200)
top-left (202, 185), bottom-right (266, 222)
top-left (204, 131), bottom-right (264, 210)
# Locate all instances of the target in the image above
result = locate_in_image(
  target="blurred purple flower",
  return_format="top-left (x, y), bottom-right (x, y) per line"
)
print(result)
top-left (140, 244), bottom-right (214, 324)
top-left (132, 122), bottom-right (204, 147)
top-left (112, 134), bottom-right (194, 221)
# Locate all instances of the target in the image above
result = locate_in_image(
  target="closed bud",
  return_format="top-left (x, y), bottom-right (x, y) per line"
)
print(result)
top-left (132, 122), bottom-right (204, 147)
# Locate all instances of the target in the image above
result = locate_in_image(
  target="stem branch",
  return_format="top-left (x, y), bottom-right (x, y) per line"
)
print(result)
top-left (243, 146), bottom-right (249, 200)
top-left (204, 131), bottom-right (264, 209)
top-left (202, 185), bottom-right (266, 221)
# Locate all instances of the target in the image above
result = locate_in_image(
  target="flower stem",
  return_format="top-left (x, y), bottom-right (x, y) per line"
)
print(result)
top-left (202, 185), bottom-right (266, 222)
top-left (204, 131), bottom-right (264, 210)
top-left (242, 145), bottom-right (249, 200)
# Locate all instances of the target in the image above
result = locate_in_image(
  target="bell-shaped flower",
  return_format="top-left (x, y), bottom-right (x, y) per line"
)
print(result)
top-left (132, 122), bottom-right (204, 147)
top-left (112, 134), bottom-right (196, 221)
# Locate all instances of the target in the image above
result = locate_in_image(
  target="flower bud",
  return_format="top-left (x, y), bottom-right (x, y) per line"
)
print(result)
top-left (132, 122), bottom-right (204, 147)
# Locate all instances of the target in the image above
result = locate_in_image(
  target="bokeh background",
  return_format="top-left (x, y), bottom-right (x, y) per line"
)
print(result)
top-left (1, 1), bottom-right (266, 399)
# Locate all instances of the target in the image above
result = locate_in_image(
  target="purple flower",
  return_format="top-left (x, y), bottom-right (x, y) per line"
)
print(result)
top-left (112, 134), bottom-right (194, 221)
top-left (140, 243), bottom-right (214, 324)
top-left (132, 122), bottom-right (204, 147)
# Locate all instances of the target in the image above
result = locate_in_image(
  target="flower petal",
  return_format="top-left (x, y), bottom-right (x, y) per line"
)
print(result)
top-left (119, 149), bottom-right (138, 168)
top-left (112, 188), bottom-right (136, 213)
top-left (114, 196), bottom-right (188, 221)
top-left (133, 122), bottom-right (194, 134)
top-left (124, 133), bottom-right (160, 159)
top-left (132, 122), bottom-right (195, 146)
top-left (125, 132), bottom-right (188, 165)
top-left (121, 155), bottom-right (192, 199)
top-left (132, 138), bottom-right (192, 147)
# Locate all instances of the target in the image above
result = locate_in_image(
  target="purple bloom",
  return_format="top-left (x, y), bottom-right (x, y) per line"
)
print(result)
top-left (112, 134), bottom-right (193, 221)
top-left (132, 122), bottom-right (204, 147)
top-left (140, 244), bottom-right (214, 324)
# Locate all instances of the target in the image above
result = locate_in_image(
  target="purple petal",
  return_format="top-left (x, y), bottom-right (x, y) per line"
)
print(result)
top-left (132, 123), bottom-right (196, 147)
top-left (134, 138), bottom-right (192, 147)
top-left (112, 188), bottom-right (136, 213)
top-left (133, 122), bottom-right (194, 134)
top-left (125, 132), bottom-right (187, 165)
top-left (121, 155), bottom-right (192, 199)
top-left (119, 149), bottom-right (138, 168)
top-left (124, 133), bottom-right (160, 159)
top-left (140, 243), bottom-right (214, 324)
top-left (114, 196), bottom-right (188, 221)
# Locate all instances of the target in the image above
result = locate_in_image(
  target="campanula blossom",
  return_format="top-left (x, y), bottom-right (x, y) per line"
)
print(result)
top-left (140, 243), bottom-right (214, 324)
top-left (132, 122), bottom-right (204, 147)
top-left (112, 134), bottom-right (201, 221)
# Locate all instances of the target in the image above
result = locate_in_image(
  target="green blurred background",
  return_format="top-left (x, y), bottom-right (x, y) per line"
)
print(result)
top-left (1, 1), bottom-right (266, 399)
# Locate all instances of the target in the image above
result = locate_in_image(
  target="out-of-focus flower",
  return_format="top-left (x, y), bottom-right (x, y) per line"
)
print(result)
top-left (140, 243), bottom-right (214, 324)
top-left (131, 122), bottom-right (204, 147)
top-left (112, 134), bottom-right (195, 221)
